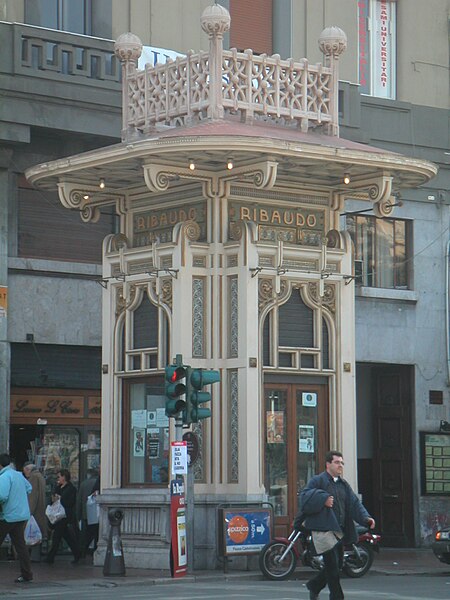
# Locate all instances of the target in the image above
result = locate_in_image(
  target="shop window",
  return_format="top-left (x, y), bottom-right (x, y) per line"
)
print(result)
top-left (17, 185), bottom-right (116, 264)
top-left (279, 292), bottom-right (313, 348)
top-left (123, 378), bottom-right (169, 486)
top-left (262, 287), bottom-right (332, 372)
top-left (120, 288), bottom-right (166, 373)
top-left (358, 0), bottom-right (396, 99)
top-left (347, 215), bottom-right (409, 289)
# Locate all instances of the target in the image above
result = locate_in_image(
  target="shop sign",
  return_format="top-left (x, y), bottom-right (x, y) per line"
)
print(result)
top-left (170, 478), bottom-right (187, 578)
top-left (220, 508), bottom-right (272, 555)
top-left (228, 201), bottom-right (325, 246)
top-left (132, 202), bottom-right (207, 247)
top-left (11, 395), bottom-right (87, 419)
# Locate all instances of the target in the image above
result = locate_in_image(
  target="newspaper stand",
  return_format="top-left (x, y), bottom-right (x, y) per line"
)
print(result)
top-left (217, 503), bottom-right (273, 573)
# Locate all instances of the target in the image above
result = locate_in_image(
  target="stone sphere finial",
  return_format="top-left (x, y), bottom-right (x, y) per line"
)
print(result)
top-left (114, 32), bottom-right (143, 62)
top-left (201, 3), bottom-right (231, 37)
top-left (318, 26), bottom-right (347, 57)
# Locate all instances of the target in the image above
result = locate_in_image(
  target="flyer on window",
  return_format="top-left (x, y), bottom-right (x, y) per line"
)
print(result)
top-left (266, 411), bottom-right (284, 444)
top-left (133, 429), bottom-right (145, 457)
top-left (299, 425), bottom-right (315, 453)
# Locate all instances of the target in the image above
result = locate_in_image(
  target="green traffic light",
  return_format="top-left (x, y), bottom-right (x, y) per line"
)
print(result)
top-left (165, 363), bottom-right (187, 417)
top-left (186, 368), bottom-right (221, 423)
top-left (190, 368), bottom-right (220, 389)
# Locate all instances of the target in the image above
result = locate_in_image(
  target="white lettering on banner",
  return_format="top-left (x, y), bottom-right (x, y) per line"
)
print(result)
top-left (171, 441), bottom-right (188, 475)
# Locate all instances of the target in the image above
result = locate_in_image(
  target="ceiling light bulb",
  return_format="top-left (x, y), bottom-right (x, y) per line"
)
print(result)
top-left (227, 158), bottom-right (233, 170)
top-left (343, 173), bottom-right (351, 185)
top-left (189, 159), bottom-right (195, 171)
top-left (83, 194), bottom-right (90, 200)
top-left (99, 178), bottom-right (105, 189)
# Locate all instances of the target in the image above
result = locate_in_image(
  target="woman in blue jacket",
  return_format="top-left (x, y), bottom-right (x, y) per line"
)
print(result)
top-left (0, 453), bottom-right (33, 583)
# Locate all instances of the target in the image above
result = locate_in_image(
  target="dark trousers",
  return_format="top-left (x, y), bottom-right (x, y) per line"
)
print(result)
top-left (47, 518), bottom-right (80, 562)
top-left (0, 520), bottom-right (33, 580)
top-left (308, 542), bottom-right (344, 600)
top-left (80, 519), bottom-right (99, 557)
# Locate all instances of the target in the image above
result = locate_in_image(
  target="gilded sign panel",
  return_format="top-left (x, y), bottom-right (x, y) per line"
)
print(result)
top-left (228, 201), bottom-right (326, 246)
top-left (133, 202), bottom-right (207, 247)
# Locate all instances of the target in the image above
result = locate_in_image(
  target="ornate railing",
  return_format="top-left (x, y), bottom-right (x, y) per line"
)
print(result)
top-left (114, 5), bottom-right (347, 141)
top-left (9, 23), bottom-right (120, 87)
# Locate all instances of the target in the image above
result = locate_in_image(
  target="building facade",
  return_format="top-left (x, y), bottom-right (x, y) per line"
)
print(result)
top-left (26, 2), bottom-right (443, 569)
top-left (1, 0), bottom-right (449, 565)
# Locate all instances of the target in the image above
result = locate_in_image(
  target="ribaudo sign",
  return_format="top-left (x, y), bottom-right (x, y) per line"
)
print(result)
top-left (221, 508), bottom-right (272, 556)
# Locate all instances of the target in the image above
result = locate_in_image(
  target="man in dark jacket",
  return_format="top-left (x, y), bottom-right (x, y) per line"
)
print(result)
top-left (299, 451), bottom-right (375, 600)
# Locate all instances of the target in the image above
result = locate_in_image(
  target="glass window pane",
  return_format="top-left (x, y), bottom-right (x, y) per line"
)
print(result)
top-left (376, 219), bottom-right (394, 288)
top-left (296, 391), bottom-right (318, 493)
top-left (25, 0), bottom-right (58, 29)
top-left (62, 0), bottom-right (89, 34)
top-left (264, 390), bottom-right (288, 515)
top-left (347, 215), bottom-right (409, 290)
top-left (394, 220), bottom-right (407, 287)
top-left (128, 380), bottom-right (169, 485)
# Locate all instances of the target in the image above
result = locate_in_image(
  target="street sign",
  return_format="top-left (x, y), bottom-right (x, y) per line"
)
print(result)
top-left (220, 508), bottom-right (272, 556)
top-left (171, 441), bottom-right (187, 475)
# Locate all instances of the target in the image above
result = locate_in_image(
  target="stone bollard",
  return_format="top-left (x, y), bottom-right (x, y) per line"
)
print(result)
top-left (103, 508), bottom-right (126, 577)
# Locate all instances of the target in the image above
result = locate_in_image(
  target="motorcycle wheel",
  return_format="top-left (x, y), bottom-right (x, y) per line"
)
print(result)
top-left (259, 541), bottom-right (298, 580)
top-left (343, 542), bottom-right (374, 578)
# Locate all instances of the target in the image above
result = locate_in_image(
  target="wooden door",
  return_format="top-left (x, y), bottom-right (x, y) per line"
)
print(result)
top-left (373, 366), bottom-right (414, 546)
top-left (263, 383), bottom-right (329, 537)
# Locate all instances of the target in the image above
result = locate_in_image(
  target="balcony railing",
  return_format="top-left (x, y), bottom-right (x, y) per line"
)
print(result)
top-left (114, 6), bottom-right (347, 141)
top-left (6, 22), bottom-right (120, 88)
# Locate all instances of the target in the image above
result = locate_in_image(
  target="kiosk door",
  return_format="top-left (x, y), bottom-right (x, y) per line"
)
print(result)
top-left (264, 383), bottom-right (329, 537)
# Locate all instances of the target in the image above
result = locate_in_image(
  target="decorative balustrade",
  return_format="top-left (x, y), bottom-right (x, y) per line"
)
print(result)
top-left (115, 5), bottom-right (347, 141)
top-left (10, 23), bottom-right (120, 87)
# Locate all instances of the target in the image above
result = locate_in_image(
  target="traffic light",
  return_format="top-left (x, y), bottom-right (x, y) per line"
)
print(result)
top-left (185, 368), bottom-right (220, 424)
top-left (165, 365), bottom-right (187, 417)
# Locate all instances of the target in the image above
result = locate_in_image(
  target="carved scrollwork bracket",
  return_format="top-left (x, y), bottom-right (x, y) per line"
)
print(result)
top-left (57, 182), bottom-right (127, 223)
top-left (331, 173), bottom-right (395, 218)
top-left (142, 160), bottom-right (278, 198)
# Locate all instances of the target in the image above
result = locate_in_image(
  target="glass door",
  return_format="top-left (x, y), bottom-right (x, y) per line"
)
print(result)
top-left (264, 383), bottom-right (328, 536)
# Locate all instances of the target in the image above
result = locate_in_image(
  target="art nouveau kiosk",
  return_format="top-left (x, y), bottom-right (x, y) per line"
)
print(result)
top-left (27, 5), bottom-right (436, 570)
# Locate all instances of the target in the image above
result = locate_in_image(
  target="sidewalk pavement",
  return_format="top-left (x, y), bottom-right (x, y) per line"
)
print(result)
top-left (0, 547), bottom-right (448, 590)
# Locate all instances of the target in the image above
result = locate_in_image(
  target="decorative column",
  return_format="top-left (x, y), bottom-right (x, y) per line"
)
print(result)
top-left (318, 26), bottom-right (347, 136)
top-left (200, 4), bottom-right (231, 120)
top-left (114, 32), bottom-right (143, 141)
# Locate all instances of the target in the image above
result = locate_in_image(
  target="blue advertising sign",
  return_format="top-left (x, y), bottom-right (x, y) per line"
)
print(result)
top-left (223, 508), bottom-right (272, 555)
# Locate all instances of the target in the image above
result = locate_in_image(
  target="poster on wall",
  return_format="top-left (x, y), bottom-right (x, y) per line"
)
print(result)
top-left (266, 411), bottom-right (284, 444)
top-left (299, 425), bottom-right (315, 453)
top-left (131, 409), bottom-right (147, 429)
top-left (133, 429), bottom-right (145, 457)
top-left (147, 429), bottom-right (160, 459)
top-left (302, 392), bottom-right (317, 408)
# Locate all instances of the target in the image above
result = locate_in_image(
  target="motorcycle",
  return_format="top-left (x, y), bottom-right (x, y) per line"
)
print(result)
top-left (259, 525), bottom-right (381, 581)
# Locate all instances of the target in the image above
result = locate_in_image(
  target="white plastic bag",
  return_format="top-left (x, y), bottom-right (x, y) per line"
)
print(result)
top-left (24, 516), bottom-right (42, 546)
top-left (45, 498), bottom-right (66, 524)
top-left (86, 494), bottom-right (99, 525)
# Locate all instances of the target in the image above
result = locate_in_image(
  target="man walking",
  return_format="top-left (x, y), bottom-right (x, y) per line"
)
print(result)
top-left (299, 451), bottom-right (375, 600)
top-left (23, 462), bottom-right (47, 560)
top-left (0, 453), bottom-right (33, 583)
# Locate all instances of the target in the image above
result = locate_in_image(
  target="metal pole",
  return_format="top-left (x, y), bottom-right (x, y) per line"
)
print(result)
top-left (186, 463), bottom-right (194, 574)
